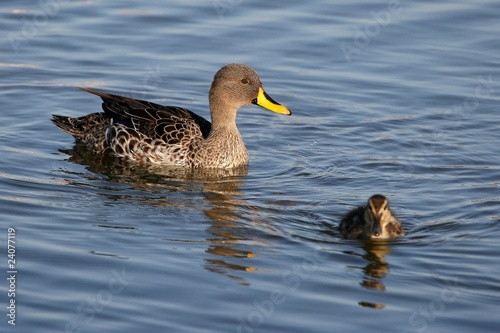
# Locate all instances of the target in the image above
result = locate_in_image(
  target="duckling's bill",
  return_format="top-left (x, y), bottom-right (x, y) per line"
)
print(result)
top-left (371, 218), bottom-right (382, 237)
top-left (253, 87), bottom-right (291, 115)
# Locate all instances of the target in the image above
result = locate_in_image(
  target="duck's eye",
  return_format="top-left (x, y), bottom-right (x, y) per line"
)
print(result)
top-left (241, 78), bottom-right (249, 85)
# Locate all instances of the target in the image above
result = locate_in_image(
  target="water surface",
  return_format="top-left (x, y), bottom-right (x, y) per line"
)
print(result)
top-left (1, 0), bottom-right (499, 332)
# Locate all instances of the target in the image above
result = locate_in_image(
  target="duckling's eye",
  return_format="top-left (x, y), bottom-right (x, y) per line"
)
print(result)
top-left (241, 78), bottom-right (249, 85)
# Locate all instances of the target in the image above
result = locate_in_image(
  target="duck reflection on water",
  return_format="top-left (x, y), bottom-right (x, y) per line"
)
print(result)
top-left (57, 144), bottom-right (269, 283)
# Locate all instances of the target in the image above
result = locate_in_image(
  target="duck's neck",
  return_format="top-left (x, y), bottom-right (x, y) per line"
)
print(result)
top-left (208, 90), bottom-right (238, 129)
top-left (196, 94), bottom-right (248, 168)
top-left (210, 111), bottom-right (237, 132)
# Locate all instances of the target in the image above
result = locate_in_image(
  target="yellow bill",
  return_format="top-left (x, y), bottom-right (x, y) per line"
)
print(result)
top-left (252, 87), bottom-right (291, 115)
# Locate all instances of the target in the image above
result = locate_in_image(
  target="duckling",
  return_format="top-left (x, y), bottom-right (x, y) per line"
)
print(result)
top-left (339, 194), bottom-right (405, 240)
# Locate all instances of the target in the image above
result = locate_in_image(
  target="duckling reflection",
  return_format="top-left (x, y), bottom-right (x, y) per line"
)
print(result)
top-left (360, 240), bottom-right (391, 291)
top-left (355, 240), bottom-right (392, 309)
top-left (339, 194), bottom-right (405, 240)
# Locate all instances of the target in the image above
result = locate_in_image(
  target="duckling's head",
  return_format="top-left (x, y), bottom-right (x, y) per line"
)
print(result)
top-left (364, 194), bottom-right (392, 238)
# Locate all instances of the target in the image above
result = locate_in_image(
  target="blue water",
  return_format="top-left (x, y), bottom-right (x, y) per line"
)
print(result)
top-left (1, 0), bottom-right (499, 332)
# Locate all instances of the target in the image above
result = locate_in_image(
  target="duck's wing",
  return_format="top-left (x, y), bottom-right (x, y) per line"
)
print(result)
top-left (80, 88), bottom-right (212, 144)
top-left (339, 206), bottom-right (366, 239)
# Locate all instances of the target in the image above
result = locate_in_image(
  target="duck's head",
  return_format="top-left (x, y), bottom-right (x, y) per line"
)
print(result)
top-left (364, 194), bottom-right (392, 238)
top-left (209, 64), bottom-right (291, 124)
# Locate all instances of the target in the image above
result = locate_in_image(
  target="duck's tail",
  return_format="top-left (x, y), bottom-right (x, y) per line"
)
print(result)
top-left (51, 115), bottom-right (83, 138)
top-left (52, 112), bottom-right (110, 151)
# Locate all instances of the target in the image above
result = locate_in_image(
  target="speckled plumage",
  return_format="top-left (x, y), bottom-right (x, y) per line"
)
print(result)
top-left (339, 194), bottom-right (405, 240)
top-left (52, 64), bottom-right (291, 169)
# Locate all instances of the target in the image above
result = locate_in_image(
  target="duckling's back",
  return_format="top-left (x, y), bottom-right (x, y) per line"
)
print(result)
top-left (339, 206), bottom-right (367, 239)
